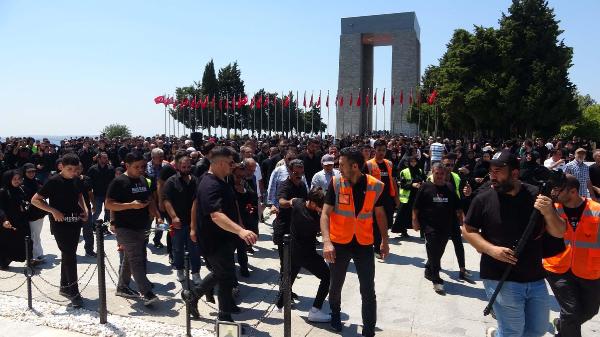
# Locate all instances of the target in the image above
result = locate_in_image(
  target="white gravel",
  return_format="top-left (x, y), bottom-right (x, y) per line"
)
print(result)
top-left (0, 294), bottom-right (214, 337)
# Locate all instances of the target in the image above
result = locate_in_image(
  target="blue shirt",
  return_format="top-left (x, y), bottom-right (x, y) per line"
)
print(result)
top-left (311, 168), bottom-right (340, 193)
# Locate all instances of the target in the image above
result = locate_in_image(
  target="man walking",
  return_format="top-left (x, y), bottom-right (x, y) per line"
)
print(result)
top-left (321, 147), bottom-right (388, 336)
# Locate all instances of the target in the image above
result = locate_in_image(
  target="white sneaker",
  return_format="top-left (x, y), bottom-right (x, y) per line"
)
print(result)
top-left (486, 327), bottom-right (497, 337)
top-left (307, 307), bottom-right (331, 323)
top-left (192, 273), bottom-right (201, 285)
top-left (433, 283), bottom-right (444, 293)
top-left (176, 269), bottom-right (185, 282)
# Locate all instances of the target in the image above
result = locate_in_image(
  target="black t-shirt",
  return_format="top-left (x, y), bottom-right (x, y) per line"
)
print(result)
top-left (87, 164), bottom-right (115, 198)
top-left (377, 161), bottom-right (393, 202)
top-left (196, 173), bottom-right (238, 254)
top-left (274, 179), bottom-right (308, 243)
top-left (290, 198), bottom-right (321, 246)
top-left (159, 164), bottom-right (177, 182)
top-left (38, 174), bottom-right (83, 230)
top-left (106, 174), bottom-right (151, 230)
top-left (234, 184), bottom-right (259, 231)
top-left (324, 174), bottom-right (384, 215)
top-left (162, 173), bottom-right (197, 225)
top-left (563, 199), bottom-right (586, 231)
top-left (464, 183), bottom-right (546, 282)
top-left (299, 152), bottom-right (322, 185)
top-left (413, 181), bottom-right (461, 233)
top-left (77, 175), bottom-right (93, 208)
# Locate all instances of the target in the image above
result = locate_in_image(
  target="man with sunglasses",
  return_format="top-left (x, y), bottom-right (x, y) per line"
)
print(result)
top-left (190, 146), bottom-right (257, 325)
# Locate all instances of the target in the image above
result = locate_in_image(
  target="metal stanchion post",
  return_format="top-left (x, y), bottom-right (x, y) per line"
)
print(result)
top-left (184, 251), bottom-right (192, 337)
top-left (95, 220), bottom-right (107, 324)
top-left (24, 236), bottom-right (33, 310)
top-left (283, 234), bottom-right (291, 337)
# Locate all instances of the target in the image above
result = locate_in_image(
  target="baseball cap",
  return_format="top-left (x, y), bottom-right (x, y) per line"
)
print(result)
top-left (575, 148), bottom-right (586, 154)
top-left (490, 149), bottom-right (519, 169)
top-left (321, 154), bottom-right (335, 165)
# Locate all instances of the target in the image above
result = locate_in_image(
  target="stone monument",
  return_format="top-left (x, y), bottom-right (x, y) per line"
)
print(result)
top-left (337, 12), bottom-right (420, 136)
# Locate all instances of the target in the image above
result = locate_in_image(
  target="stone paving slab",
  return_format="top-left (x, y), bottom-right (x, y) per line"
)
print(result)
top-left (1, 215), bottom-right (599, 336)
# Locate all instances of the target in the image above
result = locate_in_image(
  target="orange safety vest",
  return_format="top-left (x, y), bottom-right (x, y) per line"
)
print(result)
top-left (366, 158), bottom-right (397, 197)
top-left (543, 199), bottom-right (600, 280)
top-left (329, 174), bottom-right (384, 245)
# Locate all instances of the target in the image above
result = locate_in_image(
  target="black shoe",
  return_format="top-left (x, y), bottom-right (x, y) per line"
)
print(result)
top-left (205, 291), bottom-right (216, 303)
top-left (143, 291), bottom-right (159, 306)
top-left (330, 312), bottom-right (343, 332)
top-left (459, 270), bottom-right (474, 283)
top-left (362, 330), bottom-right (375, 337)
top-left (69, 295), bottom-right (83, 308)
top-left (153, 242), bottom-right (164, 249)
top-left (189, 298), bottom-right (200, 319)
top-left (240, 267), bottom-right (250, 278)
top-left (246, 246), bottom-right (255, 254)
top-left (116, 286), bottom-right (139, 298)
top-left (85, 251), bottom-right (97, 258)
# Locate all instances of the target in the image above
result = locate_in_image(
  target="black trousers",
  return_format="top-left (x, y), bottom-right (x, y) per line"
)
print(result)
top-left (547, 270), bottom-right (600, 337)
top-left (195, 242), bottom-right (236, 314)
top-left (277, 241), bottom-right (330, 309)
top-left (449, 224), bottom-right (465, 269)
top-left (373, 199), bottom-right (394, 254)
top-left (329, 240), bottom-right (376, 336)
top-left (53, 224), bottom-right (81, 297)
top-left (424, 230), bottom-right (449, 284)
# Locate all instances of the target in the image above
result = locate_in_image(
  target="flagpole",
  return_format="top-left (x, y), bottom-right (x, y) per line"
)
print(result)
top-left (318, 89), bottom-right (322, 137)
top-left (296, 91), bottom-right (299, 137)
top-left (375, 88), bottom-right (378, 132)
top-left (382, 89), bottom-right (385, 133)
top-left (163, 94), bottom-right (167, 137)
top-left (281, 91), bottom-right (285, 136)
top-left (288, 91), bottom-right (291, 137)
top-left (326, 90), bottom-right (330, 136)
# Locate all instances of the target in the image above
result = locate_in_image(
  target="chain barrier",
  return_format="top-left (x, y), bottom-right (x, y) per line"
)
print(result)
top-left (0, 278), bottom-right (27, 293)
top-left (30, 280), bottom-right (72, 303)
top-left (0, 271), bottom-right (19, 280)
top-left (33, 262), bottom-right (95, 289)
top-left (29, 264), bottom-right (98, 305)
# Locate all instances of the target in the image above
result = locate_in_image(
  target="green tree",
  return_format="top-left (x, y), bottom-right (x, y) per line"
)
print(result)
top-left (101, 123), bottom-right (131, 139)
top-left (201, 59), bottom-right (219, 98)
top-left (498, 0), bottom-right (577, 136)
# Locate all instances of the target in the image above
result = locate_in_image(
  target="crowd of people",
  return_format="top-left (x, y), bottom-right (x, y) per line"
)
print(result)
top-left (1, 132), bottom-right (599, 337)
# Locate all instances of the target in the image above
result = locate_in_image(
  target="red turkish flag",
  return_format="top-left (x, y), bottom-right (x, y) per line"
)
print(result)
top-left (166, 97), bottom-right (174, 106)
top-left (400, 90), bottom-right (404, 105)
top-left (325, 93), bottom-right (329, 108)
top-left (349, 93), bottom-right (353, 107)
top-left (182, 98), bottom-right (189, 107)
top-left (218, 98), bottom-right (223, 111)
top-left (409, 89), bottom-right (413, 105)
top-left (173, 100), bottom-right (179, 109)
top-left (374, 90), bottom-right (377, 106)
top-left (316, 94), bottom-right (321, 108)
top-left (382, 90), bottom-right (385, 105)
top-left (202, 96), bottom-right (209, 109)
top-left (427, 90), bottom-right (438, 105)
top-left (250, 97), bottom-right (255, 109)
top-left (339, 94), bottom-right (344, 107)
top-left (283, 95), bottom-right (290, 108)
top-left (264, 94), bottom-right (270, 106)
top-left (256, 95), bottom-right (263, 109)
top-left (154, 95), bottom-right (165, 104)
top-left (309, 93), bottom-right (313, 107)
top-left (356, 90), bottom-right (361, 107)
top-left (303, 92), bottom-right (306, 108)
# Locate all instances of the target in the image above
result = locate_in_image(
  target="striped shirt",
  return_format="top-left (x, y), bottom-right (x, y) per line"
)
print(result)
top-left (430, 142), bottom-right (445, 162)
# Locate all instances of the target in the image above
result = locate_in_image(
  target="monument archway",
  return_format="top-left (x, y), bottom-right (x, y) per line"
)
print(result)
top-left (337, 12), bottom-right (420, 136)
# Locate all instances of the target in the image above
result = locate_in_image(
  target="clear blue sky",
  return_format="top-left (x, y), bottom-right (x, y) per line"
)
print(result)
top-left (0, 0), bottom-right (598, 136)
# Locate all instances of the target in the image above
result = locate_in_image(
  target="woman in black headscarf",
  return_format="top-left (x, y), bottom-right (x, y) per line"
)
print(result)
top-left (0, 170), bottom-right (31, 269)
top-left (22, 163), bottom-right (47, 262)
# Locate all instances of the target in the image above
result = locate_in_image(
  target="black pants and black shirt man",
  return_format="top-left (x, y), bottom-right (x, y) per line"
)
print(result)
top-left (413, 180), bottom-right (462, 289)
top-left (37, 174), bottom-right (84, 306)
top-left (194, 172), bottom-right (240, 320)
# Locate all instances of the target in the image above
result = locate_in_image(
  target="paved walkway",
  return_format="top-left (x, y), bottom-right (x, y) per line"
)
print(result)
top-left (1, 216), bottom-right (599, 336)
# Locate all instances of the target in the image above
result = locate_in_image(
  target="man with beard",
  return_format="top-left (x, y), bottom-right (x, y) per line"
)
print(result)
top-left (462, 149), bottom-right (566, 337)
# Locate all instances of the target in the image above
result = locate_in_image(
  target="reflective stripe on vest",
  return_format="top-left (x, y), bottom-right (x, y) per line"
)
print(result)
top-left (399, 168), bottom-right (422, 203)
top-left (366, 159), bottom-right (397, 197)
top-left (543, 199), bottom-right (600, 280)
top-left (330, 174), bottom-right (384, 245)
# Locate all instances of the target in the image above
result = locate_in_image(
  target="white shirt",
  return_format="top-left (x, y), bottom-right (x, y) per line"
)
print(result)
top-left (544, 158), bottom-right (564, 171)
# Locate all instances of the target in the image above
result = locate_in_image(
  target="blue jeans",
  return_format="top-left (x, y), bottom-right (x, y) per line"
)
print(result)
top-left (172, 224), bottom-right (201, 274)
top-left (483, 279), bottom-right (549, 337)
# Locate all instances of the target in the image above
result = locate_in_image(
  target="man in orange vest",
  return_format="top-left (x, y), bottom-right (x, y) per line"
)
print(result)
top-left (365, 139), bottom-right (399, 259)
top-left (321, 146), bottom-right (388, 337)
top-left (544, 175), bottom-right (600, 337)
